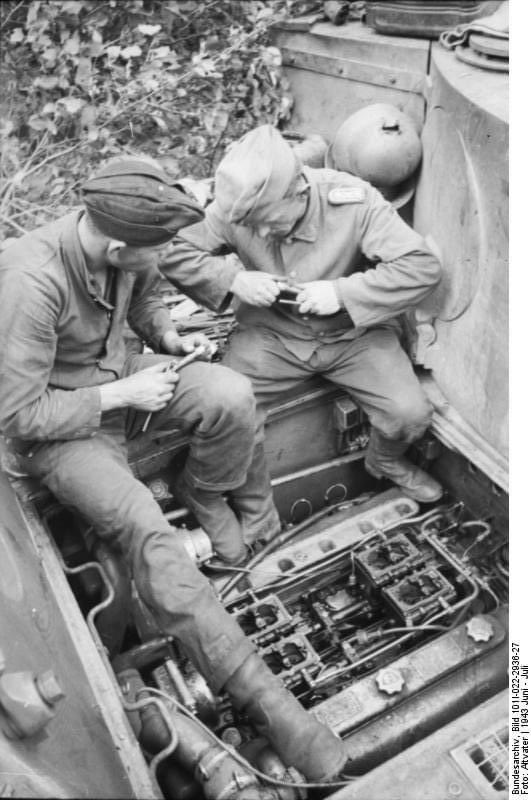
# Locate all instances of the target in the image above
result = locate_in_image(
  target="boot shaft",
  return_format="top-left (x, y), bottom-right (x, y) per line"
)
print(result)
top-left (224, 652), bottom-right (347, 782)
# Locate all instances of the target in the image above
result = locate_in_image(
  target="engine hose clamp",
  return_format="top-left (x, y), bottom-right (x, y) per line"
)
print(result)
top-left (196, 747), bottom-right (230, 780)
top-left (217, 779), bottom-right (257, 800)
top-left (196, 749), bottom-right (257, 799)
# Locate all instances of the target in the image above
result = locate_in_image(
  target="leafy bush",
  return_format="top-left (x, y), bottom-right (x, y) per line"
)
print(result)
top-left (0, 0), bottom-right (315, 239)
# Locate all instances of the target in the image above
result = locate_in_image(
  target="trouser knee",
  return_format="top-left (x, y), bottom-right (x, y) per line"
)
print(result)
top-left (194, 369), bottom-right (255, 431)
top-left (375, 394), bottom-right (433, 443)
top-left (214, 371), bottom-right (256, 426)
top-left (132, 529), bottom-right (199, 613)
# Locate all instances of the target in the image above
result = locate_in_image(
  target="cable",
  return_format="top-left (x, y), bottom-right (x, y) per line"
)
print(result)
top-left (220, 501), bottom-right (447, 600)
top-left (205, 562), bottom-right (291, 578)
top-left (475, 578), bottom-right (501, 611)
top-left (461, 520), bottom-right (492, 559)
top-left (379, 623), bottom-right (450, 635)
top-left (143, 686), bottom-right (357, 791)
top-left (219, 497), bottom-right (381, 599)
top-left (495, 551), bottom-right (509, 578)
top-left (220, 527), bottom-right (390, 598)
top-left (461, 520), bottom-right (491, 534)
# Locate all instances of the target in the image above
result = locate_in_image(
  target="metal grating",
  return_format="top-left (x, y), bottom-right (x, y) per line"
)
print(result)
top-left (451, 722), bottom-right (509, 797)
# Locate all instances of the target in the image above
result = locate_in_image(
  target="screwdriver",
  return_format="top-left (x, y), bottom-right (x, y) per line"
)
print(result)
top-left (141, 345), bottom-right (207, 433)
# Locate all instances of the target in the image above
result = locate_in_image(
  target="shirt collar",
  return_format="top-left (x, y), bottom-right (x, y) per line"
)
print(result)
top-left (60, 208), bottom-right (115, 311)
top-left (285, 167), bottom-right (319, 244)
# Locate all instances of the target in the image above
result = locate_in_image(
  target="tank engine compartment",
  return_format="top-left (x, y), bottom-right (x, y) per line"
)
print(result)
top-left (36, 441), bottom-right (508, 798)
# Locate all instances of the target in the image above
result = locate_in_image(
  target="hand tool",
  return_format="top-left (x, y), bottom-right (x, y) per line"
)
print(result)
top-left (141, 345), bottom-right (207, 433)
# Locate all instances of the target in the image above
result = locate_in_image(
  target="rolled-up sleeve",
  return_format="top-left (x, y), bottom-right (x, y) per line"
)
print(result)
top-left (162, 201), bottom-right (243, 312)
top-left (335, 186), bottom-right (442, 327)
top-left (0, 271), bottom-right (102, 441)
top-left (127, 266), bottom-right (175, 351)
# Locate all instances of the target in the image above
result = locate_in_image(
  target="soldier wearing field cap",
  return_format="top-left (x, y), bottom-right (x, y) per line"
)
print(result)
top-left (0, 154), bottom-right (350, 783)
top-left (163, 124), bottom-right (444, 507)
top-left (0, 156), bottom-right (258, 564)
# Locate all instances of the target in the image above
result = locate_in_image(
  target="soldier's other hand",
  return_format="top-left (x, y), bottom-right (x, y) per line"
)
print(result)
top-left (297, 281), bottom-right (341, 315)
top-left (180, 333), bottom-right (216, 359)
top-left (230, 271), bottom-right (280, 307)
top-left (163, 330), bottom-right (215, 360)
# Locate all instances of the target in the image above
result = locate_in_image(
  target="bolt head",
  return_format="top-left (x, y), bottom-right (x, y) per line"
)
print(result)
top-left (36, 670), bottom-right (65, 705)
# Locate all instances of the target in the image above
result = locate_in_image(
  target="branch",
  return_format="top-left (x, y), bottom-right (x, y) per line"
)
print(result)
top-left (99, 13), bottom-right (284, 129)
top-left (0, 211), bottom-right (28, 235)
top-left (0, 141), bottom-right (82, 218)
top-left (0, 1), bottom-right (25, 31)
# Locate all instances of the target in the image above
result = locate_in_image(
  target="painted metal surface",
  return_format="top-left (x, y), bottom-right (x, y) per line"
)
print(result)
top-left (331, 690), bottom-right (508, 799)
top-left (414, 45), bottom-right (508, 476)
top-left (0, 469), bottom-right (158, 799)
top-left (273, 21), bottom-right (428, 139)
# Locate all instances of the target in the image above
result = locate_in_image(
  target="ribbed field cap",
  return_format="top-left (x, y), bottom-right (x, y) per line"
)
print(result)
top-left (81, 158), bottom-right (205, 246)
top-left (215, 125), bottom-right (302, 225)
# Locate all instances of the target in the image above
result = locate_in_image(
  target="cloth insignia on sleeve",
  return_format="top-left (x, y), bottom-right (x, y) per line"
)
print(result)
top-left (328, 186), bottom-right (366, 205)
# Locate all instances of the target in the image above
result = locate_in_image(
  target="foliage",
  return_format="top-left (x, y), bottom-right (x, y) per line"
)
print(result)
top-left (0, 0), bottom-right (317, 239)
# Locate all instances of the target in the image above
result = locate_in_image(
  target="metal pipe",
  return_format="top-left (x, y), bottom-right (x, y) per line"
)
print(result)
top-left (270, 453), bottom-right (364, 487)
top-left (56, 557), bottom-right (115, 659)
top-left (164, 658), bottom-right (196, 714)
top-left (91, 540), bottom-right (132, 658)
top-left (122, 691), bottom-right (180, 780)
top-left (40, 512), bottom-right (118, 657)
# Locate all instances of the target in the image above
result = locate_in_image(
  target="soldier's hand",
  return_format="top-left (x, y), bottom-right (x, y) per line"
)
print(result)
top-left (100, 362), bottom-right (180, 412)
top-left (230, 271), bottom-right (281, 307)
top-left (162, 330), bottom-right (215, 359)
top-left (179, 333), bottom-right (216, 359)
top-left (296, 281), bottom-right (341, 316)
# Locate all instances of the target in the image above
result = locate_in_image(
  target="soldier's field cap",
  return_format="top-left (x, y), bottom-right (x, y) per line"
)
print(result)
top-left (215, 125), bottom-right (302, 225)
top-left (81, 158), bottom-right (204, 247)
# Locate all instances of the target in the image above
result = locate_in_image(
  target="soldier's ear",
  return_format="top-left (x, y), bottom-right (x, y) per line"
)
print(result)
top-left (106, 240), bottom-right (127, 265)
top-left (295, 177), bottom-right (310, 198)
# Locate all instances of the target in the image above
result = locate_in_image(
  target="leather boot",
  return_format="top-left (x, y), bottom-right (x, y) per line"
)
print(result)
top-left (229, 442), bottom-right (281, 546)
top-left (365, 430), bottom-right (443, 503)
top-left (224, 652), bottom-right (347, 781)
top-left (174, 475), bottom-right (247, 564)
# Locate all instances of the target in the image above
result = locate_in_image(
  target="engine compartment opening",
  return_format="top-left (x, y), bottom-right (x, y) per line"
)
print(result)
top-left (38, 447), bottom-right (508, 799)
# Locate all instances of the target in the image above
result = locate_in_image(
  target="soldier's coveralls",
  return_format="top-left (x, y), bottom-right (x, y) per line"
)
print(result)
top-left (162, 166), bottom-right (442, 481)
top-left (0, 210), bottom-right (256, 690)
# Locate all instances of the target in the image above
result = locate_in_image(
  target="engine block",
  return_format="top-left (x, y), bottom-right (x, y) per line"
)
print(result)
top-left (222, 498), bottom-right (503, 709)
